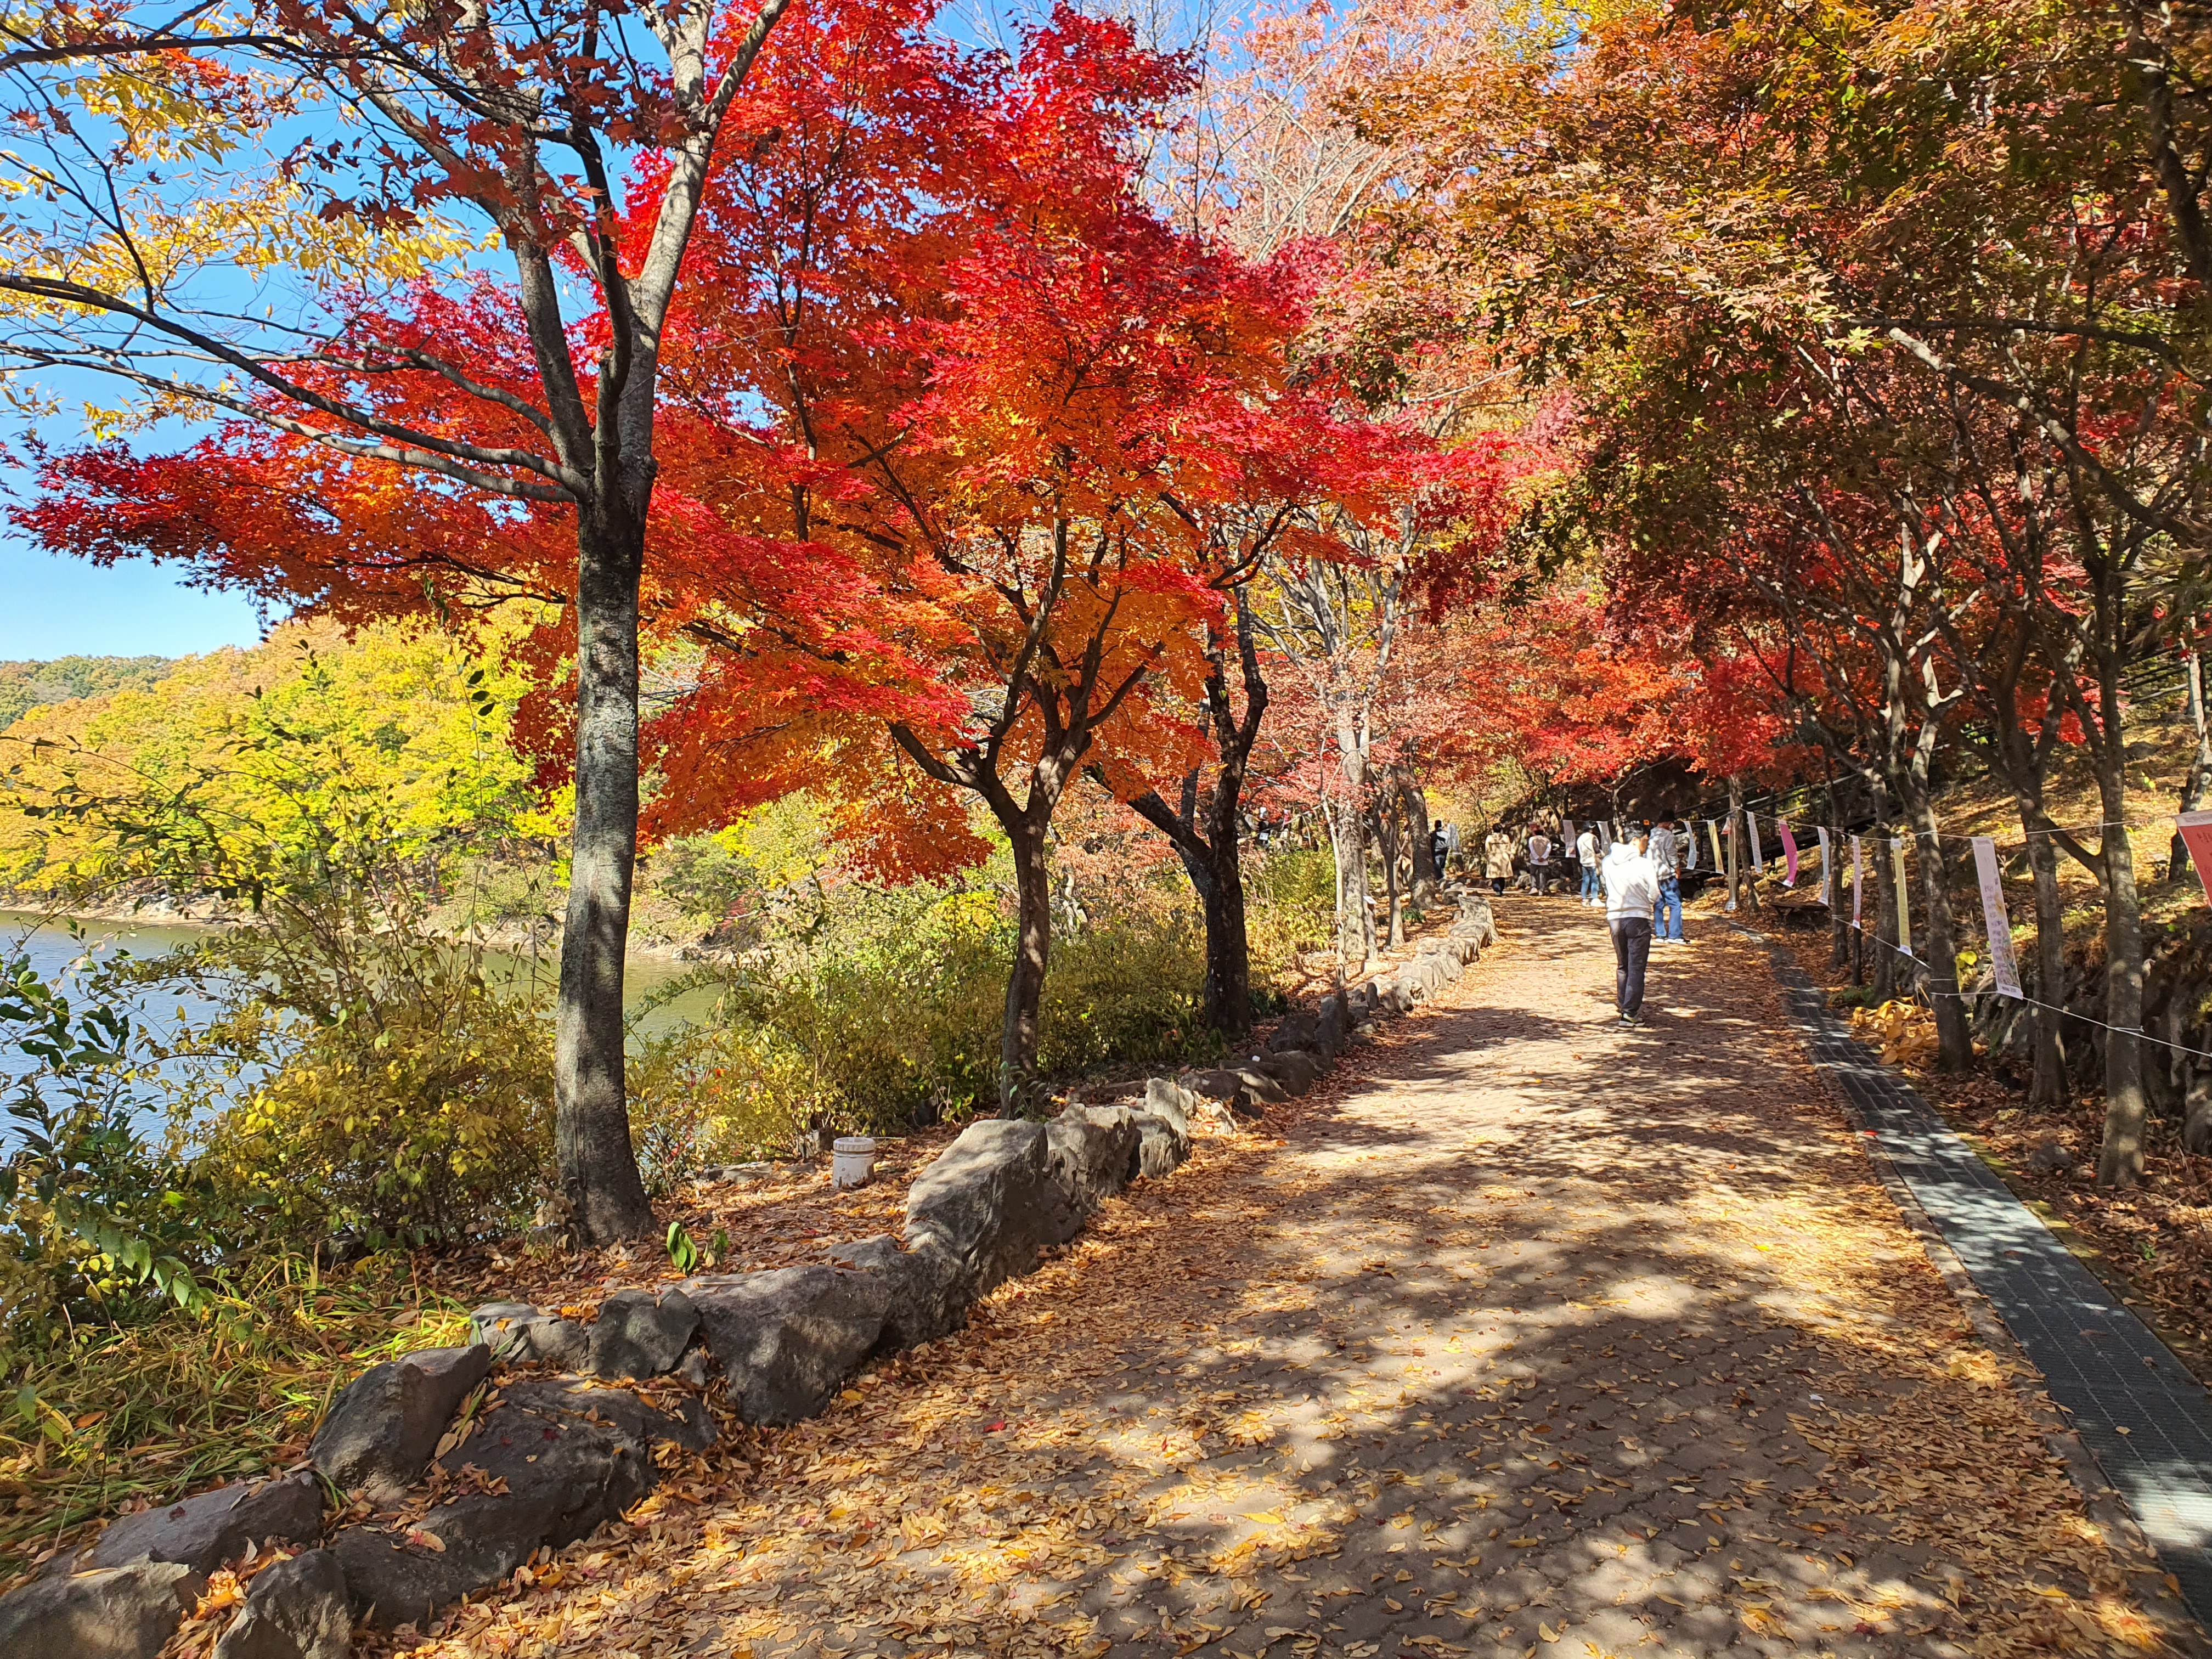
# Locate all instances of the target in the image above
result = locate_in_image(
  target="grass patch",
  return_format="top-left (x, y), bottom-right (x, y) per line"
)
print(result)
top-left (0, 1251), bottom-right (469, 1581)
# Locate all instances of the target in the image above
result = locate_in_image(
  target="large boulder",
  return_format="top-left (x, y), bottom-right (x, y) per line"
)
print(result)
top-left (1131, 1109), bottom-right (1189, 1177)
top-left (829, 1234), bottom-right (970, 1350)
top-left (684, 1266), bottom-right (890, 1424)
top-left (902, 1119), bottom-right (1085, 1296)
top-left (1375, 977), bottom-right (1418, 1015)
top-left (1250, 1048), bottom-right (1324, 1097)
top-left (585, 1288), bottom-right (699, 1380)
top-left (210, 1549), bottom-right (350, 1659)
top-left (311, 1344), bottom-right (490, 1506)
top-left (1142, 1077), bottom-right (1198, 1137)
top-left (1451, 898), bottom-right (1497, 947)
top-left (0, 1561), bottom-right (200, 1659)
top-left (470, 1302), bottom-right (588, 1369)
top-left (1183, 1069), bottom-right (1261, 1120)
top-left (79, 1472), bottom-right (321, 1577)
top-left (1046, 1104), bottom-right (1142, 1210)
top-left (330, 1378), bottom-right (698, 1627)
top-left (1267, 1011), bottom-right (1320, 1054)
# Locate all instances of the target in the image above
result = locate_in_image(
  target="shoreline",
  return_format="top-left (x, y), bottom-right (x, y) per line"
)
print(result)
top-left (0, 894), bottom-right (723, 969)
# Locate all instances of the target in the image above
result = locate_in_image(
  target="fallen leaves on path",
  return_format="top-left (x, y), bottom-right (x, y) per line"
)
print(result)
top-left (368, 902), bottom-right (2181, 1659)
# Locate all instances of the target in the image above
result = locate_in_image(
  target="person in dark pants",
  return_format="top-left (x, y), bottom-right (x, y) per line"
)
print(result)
top-left (1602, 828), bottom-right (1660, 1026)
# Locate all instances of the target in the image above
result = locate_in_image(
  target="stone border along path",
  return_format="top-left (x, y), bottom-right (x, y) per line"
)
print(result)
top-left (1762, 930), bottom-right (2212, 1629)
top-left (386, 899), bottom-right (2188, 1658)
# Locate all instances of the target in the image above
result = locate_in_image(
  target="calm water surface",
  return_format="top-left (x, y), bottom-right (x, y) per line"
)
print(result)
top-left (0, 911), bottom-right (723, 1127)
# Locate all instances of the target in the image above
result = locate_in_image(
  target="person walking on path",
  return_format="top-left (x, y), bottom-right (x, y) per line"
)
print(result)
top-left (1526, 826), bottom-right (1554, 896)
top-left (1646, 819), bottom-right (1684, 943)
top-left (1483, 828), bottom-right (1514, 894)
top-left (1604, 830), bottom-right (1660, 1025)
top-left (1575, 823), bottom-right (1601, 907)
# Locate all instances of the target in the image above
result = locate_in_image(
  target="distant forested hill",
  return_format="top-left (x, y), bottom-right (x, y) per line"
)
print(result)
top-left (0, 657), bottom-right (174, 731)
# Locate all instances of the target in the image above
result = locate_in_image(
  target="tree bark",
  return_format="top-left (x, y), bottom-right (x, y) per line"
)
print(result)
top-left (1327, 794), bottom-right (1375, 970)
top-left (554, 506), bottom-right (653, 1242)
top-left (2172, 640), bottom-right (2211, 882)
top-left (2094, 745), bottom-right (2150, 1186)
top-left (1871, 823), bottom-right (1900, 1000)
top-left (1375, 800), bottom-right (1405, 946)
top-left (1898, 777), bottom-right (1973, 1070)
top-left (1116, 588), bottom-right (1267, 1038)
top-left (1724, 777), bottom-right (1742, 911)
top-left (1001, 817), bottom-right (1053, 1115)
top-left (2021, 811), bottom-right (2070, 1108)
top-left (1401, 769), bottom-right (1438, 901)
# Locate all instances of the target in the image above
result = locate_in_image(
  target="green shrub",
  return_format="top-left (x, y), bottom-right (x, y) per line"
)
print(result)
top-left (193, 954), bottom-right (553, 1245)
top-left (1246, 845), bottom-right (1336, 984)
top-left (0, 943), bottom-right (216, 1349)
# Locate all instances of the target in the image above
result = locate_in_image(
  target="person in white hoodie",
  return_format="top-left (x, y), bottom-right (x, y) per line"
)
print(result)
top-left (1602, 831), bottom-right (1661, 1026)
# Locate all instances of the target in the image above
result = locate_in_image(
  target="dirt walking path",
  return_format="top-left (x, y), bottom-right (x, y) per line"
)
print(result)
top-left (407, 903), bottom-right (2186, 1659)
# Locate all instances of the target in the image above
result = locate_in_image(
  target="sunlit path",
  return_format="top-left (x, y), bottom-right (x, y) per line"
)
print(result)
top-left (404, 902), bottom-right (2182, 1658)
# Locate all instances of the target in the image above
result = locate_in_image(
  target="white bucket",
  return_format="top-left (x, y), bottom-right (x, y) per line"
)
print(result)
top-left (832, 1136), bottom-right (878, 1190)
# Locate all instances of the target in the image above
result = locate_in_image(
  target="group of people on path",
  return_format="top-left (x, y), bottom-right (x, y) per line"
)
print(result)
top-left (1472, 815), bottom-right (1694, 1027)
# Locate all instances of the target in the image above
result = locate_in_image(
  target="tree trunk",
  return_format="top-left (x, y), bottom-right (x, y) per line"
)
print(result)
top-left (2094, 747), bottom-right (2150, 1186)
top-left (1000, 818), bottom-right (1053, 1116)
top-left (1402, 770), bottom-right (1438, 901)
top-left (2021, 809), bottom-right (2070, 1109)
top-left (1824, 766), bottom-right (1849, 969)
top-left (1375, 802), bottom-right (1405, 946)
top-left (1871, 824), bottom-right (1900, 1000)
top-left (1327, 797), bottom-right (1374, 970)
top-left (1200, 826), bottom-right (1251, 1038)
top-left (554, 510), bottom-right (654, 1243)
top-left (1724, 779), bottom-right (1742, 912)
top-left (2172, 641), bottom-right (2211, 882)
top-left (1900, 780), bottom-right (1972, 1071)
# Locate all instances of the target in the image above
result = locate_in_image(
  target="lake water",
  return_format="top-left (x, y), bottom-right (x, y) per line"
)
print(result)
top-left (0, 911), bottom-right (726, 1131)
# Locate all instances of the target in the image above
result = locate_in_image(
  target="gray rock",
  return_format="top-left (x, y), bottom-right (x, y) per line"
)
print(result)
top-left (1185, 1069), bottom-right (1262, 1118)
top-left (1228, 1063), bottom-right (1291, 1105)
top-left (902, 1119), bottom-right (1084, 1296)
top-left (1142, 1077), bottom-right (1198, 1136)
top-left (1130, 1109), bottom-right (1189, 1177)
top-left (2025, 1142), bottom-right (2078, 1175)
top-left (684, 1266), bottom-right (890, 1424)
top-left (84, 1471), bottom-right (322, 1576)
top-left (1375, 978), bottom-right (1418, 1015)
top-left (210, 1549), bottom-right (349, 1659)
top-left (585, 1288), bottom-right (699, 1379)
top-left (1314, 996), bottom-right (1350, 1058)
top-left (676, 1342), bottom-right (713, 1389)
top-left (1047, 1104), bottom-right (1142, 1209)
top-left (470, 1302), bottom-right (588, 1369)
top-left (311, 1344), bottom-right (490, 1505)
top-left (1451, 898), bottom-right (1497, 947)
top-left (0, 1561), bottom-right (201, 1659)
top-left (1250, 1048), bottom-right (1323, 1097)
top-left (330, 1378), bottom-right (697, 1627)
top-left (1267, 1011), bottom-right (1319, 1053)
top-left (831, 1234), bottom-right (970, 1349)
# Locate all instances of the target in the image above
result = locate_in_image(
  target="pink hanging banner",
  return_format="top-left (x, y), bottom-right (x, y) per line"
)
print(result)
top-left (1779, 819), bottom-right (1799, 888)
top-left (2181, 811), bottom-right (2212, 905)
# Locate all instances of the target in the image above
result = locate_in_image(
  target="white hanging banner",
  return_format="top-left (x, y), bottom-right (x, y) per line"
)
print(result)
top-left (1851, 834), bottom-right (1864, 928)
top-left (1707, 820), bottom-right (1725, 871)
top-left (1892, 838), bottom-right (1913, 958)
top-left (1747, 812), bottom-right (1766, 873)
top-left (2180, 810), bottom-right (2212, 906)
top-left (1970, 836), bottom-right (2023, 998)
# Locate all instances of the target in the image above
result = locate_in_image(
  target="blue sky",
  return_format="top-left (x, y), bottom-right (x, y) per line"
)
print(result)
top-left (0, 538), bottom-right (266, 660)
